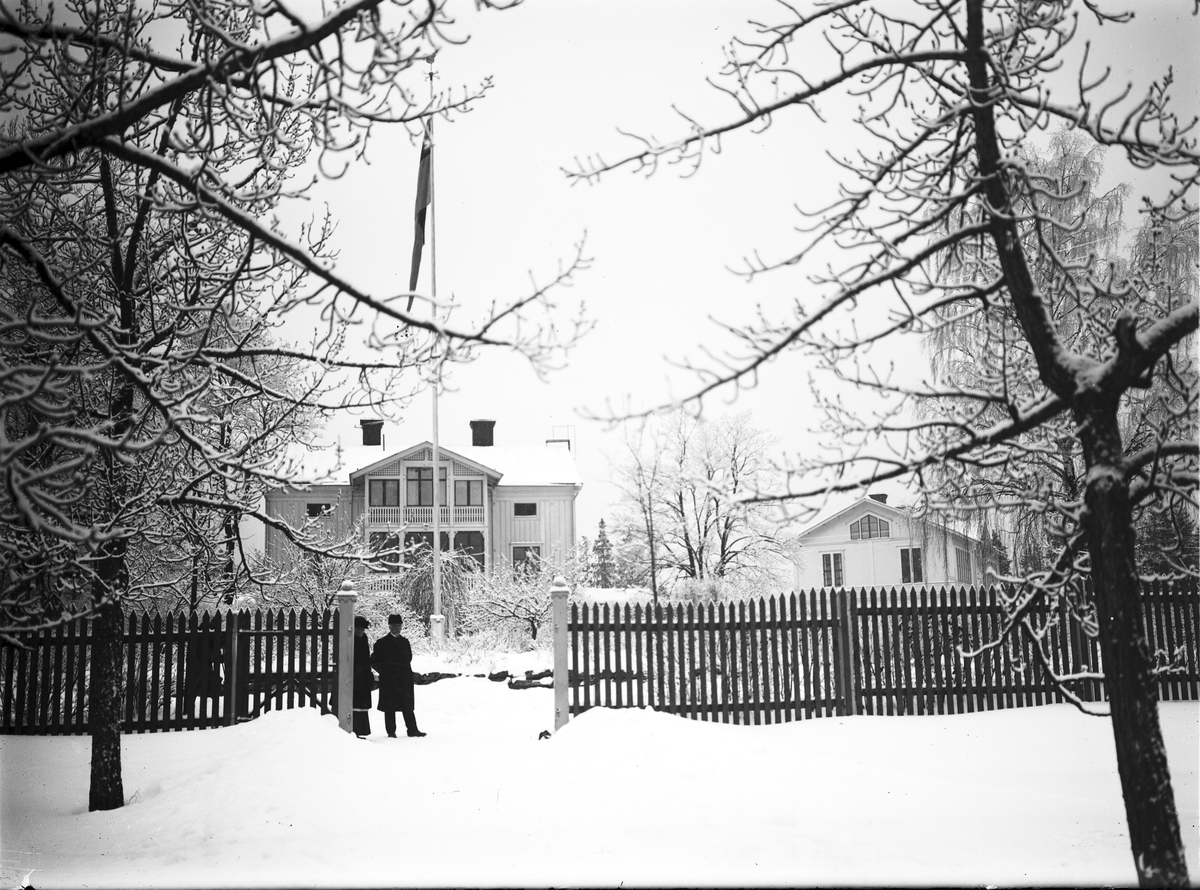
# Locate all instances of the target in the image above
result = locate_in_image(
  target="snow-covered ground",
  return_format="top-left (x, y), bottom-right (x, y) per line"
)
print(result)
top-left (1, 650), bottom-right (1196, 888)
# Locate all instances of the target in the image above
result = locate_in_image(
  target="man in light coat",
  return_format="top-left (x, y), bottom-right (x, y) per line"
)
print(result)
top-left (371, 614), bottom-right (426, 738)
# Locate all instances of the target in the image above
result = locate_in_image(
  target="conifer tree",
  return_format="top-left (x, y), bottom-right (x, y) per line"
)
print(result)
top-left (591, 520), bottom-right (615, 588)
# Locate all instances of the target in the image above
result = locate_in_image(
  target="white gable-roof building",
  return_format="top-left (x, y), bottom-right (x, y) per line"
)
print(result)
top-left (794, 493), bottom-right (991, 591)
top-left (263, 419), bottom-right (581, 575)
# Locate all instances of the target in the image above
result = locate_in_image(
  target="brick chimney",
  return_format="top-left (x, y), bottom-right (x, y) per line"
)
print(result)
top-left (360, 419), bottom-right (383, 447)
top-left (470, 419), bottom-right (495, 447)
top-left (868, 493), bottom-right (888, 504)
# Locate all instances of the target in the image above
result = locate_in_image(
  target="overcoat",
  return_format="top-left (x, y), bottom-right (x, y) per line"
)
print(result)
top-left (352, 634), bottom-right (374, 710)
top-left (372, 632), bottom-right (415, 712)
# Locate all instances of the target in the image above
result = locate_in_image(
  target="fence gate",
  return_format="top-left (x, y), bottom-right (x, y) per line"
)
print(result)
top-left (234, 608), bottom-right (340, 723)
top-left (1, 605), bottom-right (345, 735)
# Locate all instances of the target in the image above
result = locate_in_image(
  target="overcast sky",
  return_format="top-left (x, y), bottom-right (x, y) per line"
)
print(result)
top-left (287, 0), bottom-right (1199, 538)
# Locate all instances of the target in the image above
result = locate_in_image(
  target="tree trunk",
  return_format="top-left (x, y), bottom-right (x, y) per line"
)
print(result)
top-left (963, 3), bottom-right (1190, 878)
top-left (88, 156), bottom-right (132, 812)
top-left (644, 496), bottom-right (659, 605)
top-left (87, 573), bottom-right (126, 812)
top-left (1079, 407), bottom-right (1188, 887)
top-left (190, 545), bottom-right (201, 613)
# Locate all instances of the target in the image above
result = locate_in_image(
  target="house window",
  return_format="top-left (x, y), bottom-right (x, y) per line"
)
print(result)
top-left (368, 532), bottom-right (401, 573)
top-left (821, 552), bottom-right (844, 588)
top-left (406, 467), bottom-right (447, 507)
top-left (369, 479), bottom-right (400, 506)
top-left (514, 503), bottom-right (537, 517)
top-left (403, 531), bottom-right (449, 564)
top-left (955, 547), bottom-right (972, 583)
top-left (455, 479), bottom-right (483, 506)
top-left (306, 503), bottom-right (332, 518)
top-left (513, 545), bottom-right (541, 573)
top-left (901, 547), bottom-right (923, 583)
top-left (454, 531), bottom-right (485, 570)
top-left (850, 514), bottom-right (890, 540)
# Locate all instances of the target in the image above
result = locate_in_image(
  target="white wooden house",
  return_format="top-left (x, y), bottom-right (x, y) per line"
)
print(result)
top-left (793, 493), bottom-right (991, 590)
top-left (263, 420), bottom-right (581, 574)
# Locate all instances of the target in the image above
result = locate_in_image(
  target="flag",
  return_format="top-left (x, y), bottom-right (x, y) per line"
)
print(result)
top-left (406, 121), bottom-right (433, 310)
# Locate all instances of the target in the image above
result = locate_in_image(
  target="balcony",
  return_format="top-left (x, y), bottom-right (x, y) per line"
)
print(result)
top-left (452, 506), bottom-right (486, 524)
top-left (367, 505), bottom-right (486, 526)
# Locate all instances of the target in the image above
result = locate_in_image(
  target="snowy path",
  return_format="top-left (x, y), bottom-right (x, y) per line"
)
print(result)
top-left (1, 675), bottom-right (1196, 888)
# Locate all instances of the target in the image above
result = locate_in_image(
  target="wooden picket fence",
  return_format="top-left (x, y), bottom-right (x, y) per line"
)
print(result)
top-left (566, 579), bottom-right (1199, 723)
top-left (0, 607), bottom-right (342, 735)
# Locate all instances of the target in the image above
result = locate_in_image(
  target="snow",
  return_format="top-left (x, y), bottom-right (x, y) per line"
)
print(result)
top-left (281, 433), bottom-right (582, 489)
top-left (577, 586), bottom-right (654, 604)
top-left (441, 444), bottom-right (582, 487)
top-left (2, 658), bottom-right (1196, 888)
top-left (412, 644), bottom-right (553, 679)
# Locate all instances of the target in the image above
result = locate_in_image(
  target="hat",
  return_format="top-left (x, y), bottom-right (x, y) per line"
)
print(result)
top-left (387, 614), bottom-right (404, 625)
top-left (354, 616), bottom-right (370, 629)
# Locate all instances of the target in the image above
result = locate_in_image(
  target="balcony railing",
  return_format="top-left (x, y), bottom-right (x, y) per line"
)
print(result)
top-left (368, 506), bottom-right (405, 525)
top-left (452, 506), bottom-right (486, 524)
top-left (403, 506), bottom-right (442, 525)
top-left (367, 505), bottom-right (486, 526)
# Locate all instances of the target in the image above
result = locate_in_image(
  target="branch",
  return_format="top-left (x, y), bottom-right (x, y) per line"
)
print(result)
top-left (0, 0), bottom-right (392, 175)
top-left (565, 50), bottom-right (965, 183)
top-left (96, 136), bottom-right (554, 349)
top-left (0, 13), bottom-right (194, 73)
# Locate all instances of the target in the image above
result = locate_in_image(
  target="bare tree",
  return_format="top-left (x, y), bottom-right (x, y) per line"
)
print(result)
top-left (368, 541), bottom-right (481, 633)
top-left (572, 2), bottom-right (1196, 883)
top-left (0, 0), bottom-right (583, 812)
top-left (613, 411), bottom-right (785, 593)
top-left (460, 554), bottom-right (575, 643)
top-left (612, 419), bottom-right (665, 600)
top-left (243, 517), bottom-right (370, 615)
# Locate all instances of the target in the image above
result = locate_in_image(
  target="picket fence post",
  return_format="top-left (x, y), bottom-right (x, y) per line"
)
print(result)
top-left (841, 589), bottom-right (859, 716)
top-left (551, 575), bottom-right (570, 731)
top-left (224, 610), bottom-right (239, 726)
top-left (335, 580), bottom-right (357, 733)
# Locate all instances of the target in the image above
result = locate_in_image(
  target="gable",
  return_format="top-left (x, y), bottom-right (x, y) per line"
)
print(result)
top-left (797, 497), bottom-right (908, 542)
top-left (796, 495), bottom-right (984, 549)
top-left (348, 442), bottom-right (502, 482)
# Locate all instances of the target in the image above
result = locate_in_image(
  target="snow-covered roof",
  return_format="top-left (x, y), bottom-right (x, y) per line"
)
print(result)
top-left (793, 492), bottom-right (984, 545)
top-left (794, 493), bottom-right (910, 539)
top-left (276, 416), bottom-right (581, 489)
top-left (350, 442), bottom-right (504, 482)
top-left (438, 443), bottom-right (581, 487)
top-left (281, 440), bottom-right (395, 487)
top-left (345, 441), bottom-right (581, 487)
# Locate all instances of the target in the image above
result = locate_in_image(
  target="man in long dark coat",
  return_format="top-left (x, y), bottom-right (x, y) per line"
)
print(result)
top-left (352, 616), bottom-right (373, 738)
top-left (372, 614), bottom-right (426, 738)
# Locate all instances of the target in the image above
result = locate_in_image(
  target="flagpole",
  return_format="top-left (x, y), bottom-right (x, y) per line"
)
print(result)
top-left (427, 58), bottom-right (445, 644)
